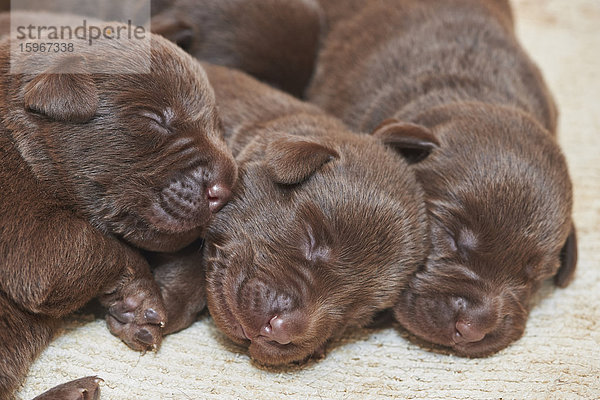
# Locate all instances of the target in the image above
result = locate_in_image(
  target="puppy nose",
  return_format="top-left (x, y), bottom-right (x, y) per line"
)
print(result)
top-left (207, 184), bottom-right (231, 213)
top-left (258, 313), bottom-right (307, 345)
top-left (451, 296), bottom-right (501, 344)
top-left (454, 320), bottom-right (486, 343)
top-left (260, 316), bottom-right (292, 344)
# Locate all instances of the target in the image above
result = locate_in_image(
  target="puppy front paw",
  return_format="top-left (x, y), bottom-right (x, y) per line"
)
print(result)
top-left (33, 376), bottom-right (103, 400)
top-left (102, 279), bottom-right (167, 351)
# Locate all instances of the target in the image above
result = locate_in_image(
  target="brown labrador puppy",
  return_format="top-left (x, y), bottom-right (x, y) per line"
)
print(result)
top-left (152, 0), bottom-right (577, 357)
top-left (306, 0), bottom-right (577, 356)
top-left (0, 16), bottom-right (236, 399)
top-left (183, 63), bottom-right (438, 366)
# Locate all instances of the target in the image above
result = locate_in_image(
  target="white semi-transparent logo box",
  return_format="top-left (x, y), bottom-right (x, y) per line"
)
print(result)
top-left (9, 0), bottom-right (151, 74)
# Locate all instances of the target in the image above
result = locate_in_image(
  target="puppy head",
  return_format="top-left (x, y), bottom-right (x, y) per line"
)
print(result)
top-left (4, 34), bottom-right (237, 252)
top-left (384, 104), bottom-right (576, 356)
top-left (204, 116), bottom-right (435, 365)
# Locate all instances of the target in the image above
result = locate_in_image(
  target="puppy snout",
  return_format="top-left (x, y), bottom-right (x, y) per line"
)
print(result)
top-left (149, 166), bottom-right (217, 233)
top-left (207, 183), bottom-right (231, 213)
top-left (205, 149), bottom-right (237, 213)
top-left (239, 278), bottom-right (306, 344)
top-left (161, 173), bottom-right (205, 215)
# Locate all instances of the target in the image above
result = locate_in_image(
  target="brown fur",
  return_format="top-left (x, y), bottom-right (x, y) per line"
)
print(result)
top-left (155, 0), bottom-right (577, 357)
top-left (193, 63), bottom-right (434, 365)
top-left (150, 0), bottom-right (322, 97)
top-left (0, 15), bottom-right (236, 399)
top-left (306, 0), bottom-right (577, 356)
top-left (147, 239), bottom-right (207, 336)
top-left (31, 377), bottom-right (102, 400)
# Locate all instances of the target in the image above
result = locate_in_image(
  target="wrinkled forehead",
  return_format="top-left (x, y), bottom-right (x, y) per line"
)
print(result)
top-left (438, 202), bottom-right (565, 259)
top-left (206, 183), bottom-right (296, 246)
top-left (468, 184), bottom-right (569, 254)
top-left (418, 259), bottom-right (527, 307)
top-left (105, 72), bottom-right (216, 127)
top-left (427, 198), bottom-right (569, 286)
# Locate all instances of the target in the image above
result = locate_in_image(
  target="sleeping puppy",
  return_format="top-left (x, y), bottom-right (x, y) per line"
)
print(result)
top-left (150, 0), bottom-right (322, 97)
top-left (173, 63), bottom-right (438, 366)
top-left (306, 0), bottom-right (577, 356)
top-left (153, 0), bottom-right (577, 357)
top-left (0, 15), bottom-right (236, 399)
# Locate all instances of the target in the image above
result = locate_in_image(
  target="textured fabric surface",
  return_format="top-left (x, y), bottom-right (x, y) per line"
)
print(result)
top-left (16, 1), bottom-right (600, 398)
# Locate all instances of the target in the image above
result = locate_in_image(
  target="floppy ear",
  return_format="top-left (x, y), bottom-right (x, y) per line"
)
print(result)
top-left (297, 204), bottom-right (336, 264)
top-left (371, 118), bottom-right (440, 163)
top-left (23, 55), bottom-right (98, 123)
top-left (265, 135), bottom-right (339, 185)
top-left (554, 223), bottom-right (577, 288)
top-left (151, 11), bottom-right (194, 50)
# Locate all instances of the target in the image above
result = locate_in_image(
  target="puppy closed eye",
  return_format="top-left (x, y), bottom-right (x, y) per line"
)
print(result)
top-left (434, 224), bottom-right (478, 259)
top-left (431, 223), bottom-right (458, 253)
top-left (140, 110), bottom-right (173, 135)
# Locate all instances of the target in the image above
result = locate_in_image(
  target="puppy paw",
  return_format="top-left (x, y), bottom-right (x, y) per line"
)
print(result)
top-left (33, 376), bottom-right (103, 400)
top-left (103, 279), bottom-right (167, 351)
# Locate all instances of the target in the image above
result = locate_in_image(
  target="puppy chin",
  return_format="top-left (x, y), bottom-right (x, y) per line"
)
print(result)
top-left (125, 225), bottom-right (203, 252)
top-left (248, 339), bottom-right (315, 366)
top-left (121, 201), bottom-right (211, 251)
top-left (147, 200), bottom-right (212, 234)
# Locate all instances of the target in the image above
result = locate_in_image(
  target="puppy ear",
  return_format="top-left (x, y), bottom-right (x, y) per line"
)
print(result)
top-left (23, 55), bottom-right (98, 123)
top-left (265, 135), bottom-right (339, 185)
top-left (554, 223), bottom-right (577, 288)
top-left (151, 11), bottom-right (194, 50)
top-left (297, 204), bottom-right (336, 264)
top-left (371, 118), bottom-right (440, 163)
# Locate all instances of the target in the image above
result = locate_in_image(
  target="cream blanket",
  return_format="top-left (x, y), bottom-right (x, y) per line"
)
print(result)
top-left (16, 0), bottom-right (600, 398)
